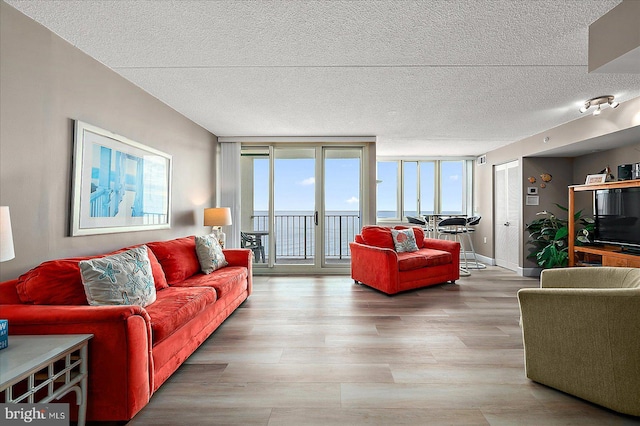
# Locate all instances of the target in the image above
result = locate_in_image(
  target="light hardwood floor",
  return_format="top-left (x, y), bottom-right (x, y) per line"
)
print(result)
top-left (126, 267), bottom-right (640, 425)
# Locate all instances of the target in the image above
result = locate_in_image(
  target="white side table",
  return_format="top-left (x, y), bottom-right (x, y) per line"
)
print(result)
top-left (0, 334), bottom-right (93, 426)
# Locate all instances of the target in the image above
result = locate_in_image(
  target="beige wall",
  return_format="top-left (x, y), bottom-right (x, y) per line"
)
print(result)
top-left (476, 97), bottom-right (640, 273)
top-left (0, 2), bottom-right (217, 280)
top-left (521, 157), bottom-right (573, 269)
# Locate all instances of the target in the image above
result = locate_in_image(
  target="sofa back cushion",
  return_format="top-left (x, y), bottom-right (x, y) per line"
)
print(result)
top-left (16, 257), bottom-right (92, 305)
top-left (15, 246), bottom-right (169, 305)
top-left (360, 226), bottom-right (426, 250)
top-left (147, 236), bottom-right (200, 285)
top-left (360, 226), bottom-right (394, 249)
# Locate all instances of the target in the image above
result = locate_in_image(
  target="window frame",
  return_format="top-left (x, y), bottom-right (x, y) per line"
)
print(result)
top-left (376, 158), bottom-right (474, 222)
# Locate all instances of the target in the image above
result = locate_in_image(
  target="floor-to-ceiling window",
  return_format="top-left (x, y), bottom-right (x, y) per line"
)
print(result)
top-left (240, 143), bottom-right (369, 273)
top-left (377, 159), bottom-right (473, 221)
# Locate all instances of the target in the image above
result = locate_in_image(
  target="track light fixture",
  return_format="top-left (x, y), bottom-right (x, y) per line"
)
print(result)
top-left (579, 95), bottom-right (619, 116)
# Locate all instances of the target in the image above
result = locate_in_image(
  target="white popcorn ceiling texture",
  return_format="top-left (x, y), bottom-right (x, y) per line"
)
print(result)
top-left (7, 0), bottom-right (640, 156)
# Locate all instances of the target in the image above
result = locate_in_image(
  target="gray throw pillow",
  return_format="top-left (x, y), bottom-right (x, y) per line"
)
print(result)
top-left (79, 245), bottom-right (157, 307)
top-left (195, 234), bottom-right (228, 274)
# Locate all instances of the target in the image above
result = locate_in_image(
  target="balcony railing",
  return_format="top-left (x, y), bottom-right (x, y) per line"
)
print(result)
top-left (251, 213), bottom-right (360, 261)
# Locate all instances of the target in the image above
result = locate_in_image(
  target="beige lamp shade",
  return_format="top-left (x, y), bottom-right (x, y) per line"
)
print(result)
top-left (0, 206), bottom-right (15, 262)
top-left (204, 207), bottom-right (232, 227)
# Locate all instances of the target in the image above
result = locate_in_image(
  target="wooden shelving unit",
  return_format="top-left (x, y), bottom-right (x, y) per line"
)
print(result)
top-left (568, 179), bottom-right (640, 267)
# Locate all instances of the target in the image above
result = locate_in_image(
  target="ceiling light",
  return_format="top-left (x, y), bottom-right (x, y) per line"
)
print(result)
top-left (579, 95), bottom-right (619, 115)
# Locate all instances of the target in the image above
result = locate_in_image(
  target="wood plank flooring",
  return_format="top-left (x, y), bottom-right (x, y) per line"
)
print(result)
top-left (126, 267), bottom-right (640, 425)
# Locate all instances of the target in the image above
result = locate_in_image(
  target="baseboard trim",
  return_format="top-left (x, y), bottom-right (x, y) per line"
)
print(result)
top-left (461, 253), bottom-right (495, 266)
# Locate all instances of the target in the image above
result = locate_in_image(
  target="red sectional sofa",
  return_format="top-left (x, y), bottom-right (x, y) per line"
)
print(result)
top-left (350, 225), bottom-right (460, 294)
top-left (0, 236), bottom-right (252, 422)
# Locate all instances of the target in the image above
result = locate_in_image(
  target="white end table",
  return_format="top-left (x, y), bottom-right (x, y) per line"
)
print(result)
top-left (0, 334), bottom-right (93, 426)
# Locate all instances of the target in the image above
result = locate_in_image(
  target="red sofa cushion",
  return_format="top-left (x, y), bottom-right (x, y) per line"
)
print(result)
top-left (361, 226), bottom-right (394, 249)
top-left (16, 246), bottom-right (169, 305)
top-left (145, 286), bottom-right (217, 345)
top-left (396, 249), bottom-right (452, 271)
top-left (173, 266), bottom-right (248, 299)
top-left (16, 257), bottom-right (91, 305)
top-left (146, 249), bottom-right (169, 290)
top-left (147, 237), bottom-right (200, 285)
top-left (361, 226), bottom-right (426, 250)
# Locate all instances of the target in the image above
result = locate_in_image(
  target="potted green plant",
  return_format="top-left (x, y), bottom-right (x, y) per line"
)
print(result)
top-left (525, 204), bottom-right (594, 269)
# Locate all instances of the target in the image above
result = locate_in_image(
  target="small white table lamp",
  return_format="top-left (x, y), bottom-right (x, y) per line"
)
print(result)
top-left (1, 206), bottom-right (15, 262)
top-left (204, 207), bottom-right (232, 247)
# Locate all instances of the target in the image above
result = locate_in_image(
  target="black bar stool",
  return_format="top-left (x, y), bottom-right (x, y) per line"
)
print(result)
top-left (437, 217), bottom-right (471, 276)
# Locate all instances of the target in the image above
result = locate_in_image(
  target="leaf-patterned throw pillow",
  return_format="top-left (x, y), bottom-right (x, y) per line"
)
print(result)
top-left (391, 229), bottom-right (419, 253)
top-left (195, 234), bottom-right (228, 274)
top-left (79, 245), bottom-right (157, 307)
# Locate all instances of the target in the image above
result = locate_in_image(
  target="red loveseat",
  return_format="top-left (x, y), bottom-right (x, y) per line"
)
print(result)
top-left (0, 236), bottom-right (252, 422)
top-left (350, 225), bottom-right (460, 294)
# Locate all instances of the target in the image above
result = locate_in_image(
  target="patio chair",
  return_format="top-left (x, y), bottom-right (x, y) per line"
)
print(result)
top-left (241, 232), bottom-right (265, 263)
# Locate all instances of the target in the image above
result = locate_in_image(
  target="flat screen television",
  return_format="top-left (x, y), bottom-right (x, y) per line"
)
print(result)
top-left (593, 187), bottom-right (640, 253)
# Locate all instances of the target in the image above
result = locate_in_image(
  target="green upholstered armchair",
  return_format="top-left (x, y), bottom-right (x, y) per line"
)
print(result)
top-left (517, 267), bottom-right (640, 416)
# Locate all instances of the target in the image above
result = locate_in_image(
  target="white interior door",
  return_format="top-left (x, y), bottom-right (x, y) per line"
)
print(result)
top-left (494, 161), bottom-right (520, 272)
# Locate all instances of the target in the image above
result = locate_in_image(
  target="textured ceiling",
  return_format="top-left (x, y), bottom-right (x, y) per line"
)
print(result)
top-left (6, 0), bottom-right (640, 156)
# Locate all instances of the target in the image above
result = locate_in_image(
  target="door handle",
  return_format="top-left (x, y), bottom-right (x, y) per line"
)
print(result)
top-left (504, 222), bottom-right (510, 226)
top-left (314, 211), bottom-right (318, 226)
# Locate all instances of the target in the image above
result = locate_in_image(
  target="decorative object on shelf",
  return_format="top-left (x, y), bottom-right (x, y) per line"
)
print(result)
top-left (204, 207), bottom-right (232, 247)
top-left (634, 163), bottom-right (640, 179)
top-left (525, 204), bottom-right (594, 269)
top-left (618, 164), bottom-right (633, 180)
top-left (597, 165), bottom-right (615, 181)
top-left (71, 121), bottom-right (172, 236)
top-left (585, 174), bottom-right (607, 185)
top-left (0, 206), bottom-right (15, 262)
top-left (540, 173), bottom-right (552, 182)
top-left (528, 176), bottom-right (536, 183)
top-left (579, 95), bottom-right (619, 116)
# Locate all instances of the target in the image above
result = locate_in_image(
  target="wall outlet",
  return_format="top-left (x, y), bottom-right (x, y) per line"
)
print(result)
top-left (483, 237), bottom-right (487, 244)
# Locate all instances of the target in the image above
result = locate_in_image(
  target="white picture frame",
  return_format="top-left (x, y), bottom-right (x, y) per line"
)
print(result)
top-left (585, 174), bottom-right (607, 185)
top-left (71, 121), bottom-right (172, 236)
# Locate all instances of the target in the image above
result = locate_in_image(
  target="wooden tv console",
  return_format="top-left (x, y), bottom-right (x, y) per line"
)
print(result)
top-left (568, 179), bottom-right (640, 268)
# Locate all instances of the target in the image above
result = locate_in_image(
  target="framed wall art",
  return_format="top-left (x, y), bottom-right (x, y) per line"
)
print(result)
top-left (71, 121), bottom-right (172, 236)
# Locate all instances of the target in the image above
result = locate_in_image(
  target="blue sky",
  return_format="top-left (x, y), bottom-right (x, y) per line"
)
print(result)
top-left (254, 158), bottom-right (463, 214)
top-left (377, 161), bottom-right (463, 214)
top-left (254, 158), bottom-right (361, 211)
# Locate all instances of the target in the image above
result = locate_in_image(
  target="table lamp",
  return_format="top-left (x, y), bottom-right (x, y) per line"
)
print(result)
top-left (0, 206), bottom-right (15, 262)
top-left (204, 207), bottom-right (232, 247)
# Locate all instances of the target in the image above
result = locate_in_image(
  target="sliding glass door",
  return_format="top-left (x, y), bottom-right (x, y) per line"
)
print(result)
top-left (323, 148), bottom-right (362, 266)
top-left (273, 147), bottom-right (316, 266)
top-left (241, 144), bottom-right (363, 272)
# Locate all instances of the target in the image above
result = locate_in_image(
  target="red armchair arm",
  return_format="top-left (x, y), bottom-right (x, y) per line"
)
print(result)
top-left (349, 241), bottom-right (400, 294)
top-left (223, 248), bottom-right (253, 295)
top-left (1, 304), bottom-right (153, 421)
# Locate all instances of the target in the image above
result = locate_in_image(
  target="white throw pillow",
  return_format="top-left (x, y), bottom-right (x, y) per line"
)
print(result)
top-left (391, 229), bottom-right (419, 253)
top-left (195, 234), bottom-right (228, 274)
top-left (79, 245), bottom-right (157, 307)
